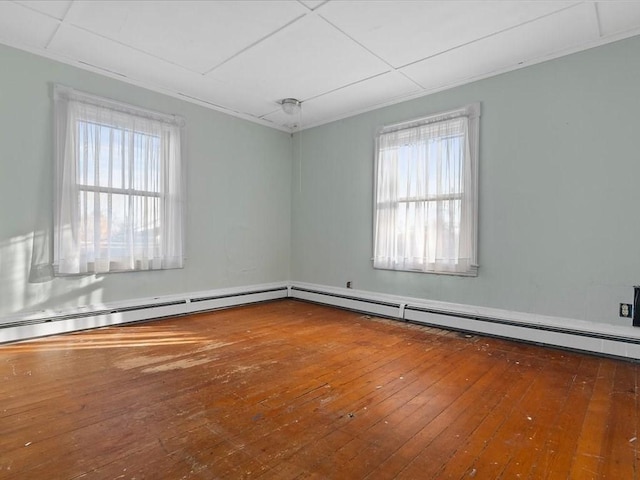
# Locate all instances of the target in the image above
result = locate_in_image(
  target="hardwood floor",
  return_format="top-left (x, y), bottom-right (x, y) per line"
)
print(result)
top-left (1, 299), bottom-right (637, 479)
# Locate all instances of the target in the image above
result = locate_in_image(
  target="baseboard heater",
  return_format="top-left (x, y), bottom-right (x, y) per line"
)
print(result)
top-left (4, 283), bottom-right (640, 359)
top-left (404, 305), bottom-right (638, 343)
top-left (290, 286), bottom-right (401, 319)
top-left (185, 287), bottom-right (289, 314)
top-left (0, 285), bottom-right (288, 343)
top-left (289, 285), bottom-right (640, 360)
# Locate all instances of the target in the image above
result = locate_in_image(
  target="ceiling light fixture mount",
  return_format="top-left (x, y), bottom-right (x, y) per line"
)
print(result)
top-left (281, 98), bottom-right (301, 115)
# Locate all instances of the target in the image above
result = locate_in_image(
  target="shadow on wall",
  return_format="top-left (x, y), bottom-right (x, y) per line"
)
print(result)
top-left (0, 230), bottom-right (104, 320)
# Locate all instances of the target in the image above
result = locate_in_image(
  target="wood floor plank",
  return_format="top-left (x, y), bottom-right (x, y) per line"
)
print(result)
top-left (537, 355), bottom-right (602, 479)
top-left (432, 357), bottom-right (534, 479)
top-left (599, 361), bottom-right (637, 479)
top-left (495, 353), bottom-right (583, 478)
top-left (569, 359), bottom-right (617, 479)
top-left (0, 299), bottom-right (637, 479)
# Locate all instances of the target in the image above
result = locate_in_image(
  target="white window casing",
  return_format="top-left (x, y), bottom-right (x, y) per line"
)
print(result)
top-left (53, 85), bottom-right (186, 275)
top-left (373, 103), bottom-right (480, 276)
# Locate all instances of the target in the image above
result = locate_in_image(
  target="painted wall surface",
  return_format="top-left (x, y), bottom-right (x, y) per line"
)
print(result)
top-left (291, 35), bottom-right (640, 327)
top-left (0, 44), bottom-right (291, 318)
top-left (3, 35), bottom-right (640, 330)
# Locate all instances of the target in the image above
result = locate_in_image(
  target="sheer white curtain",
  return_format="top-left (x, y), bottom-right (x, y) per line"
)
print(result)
top-left (373, 104), bottom-right (479, 276)
top-left (53, 85), bottom-right (185, 274)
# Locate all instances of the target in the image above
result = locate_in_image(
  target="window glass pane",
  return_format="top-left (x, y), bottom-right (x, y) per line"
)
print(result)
top-left (132, 131), bottom-right (161, 193)
top-left (397, 146), bottom-right (408, 199)
top-left (391, 130), bottom-right (464, 201)
top-left (76, 120), bottom-right (160, 193)
top-left (78, 191), bottom-right (161, 260)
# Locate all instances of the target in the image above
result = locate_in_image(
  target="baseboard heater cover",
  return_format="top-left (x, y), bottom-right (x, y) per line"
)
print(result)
top-left (4, 282), bottom-right (639, 359)
top-left (290, 286), bottom-right (401, 319)
top-left (403, 305), bottom-right (640, 344)
top-left (185, 287), bottom-right (289, 314)
top-left (403, 307), bottom-right (640, 360)
top-left (289, 284), bottom-right (640, 360)
top-left (190, 287), bottom-right (288, 303)
top-left (3, 300), bottom-right (188, 329)
top-left (1, 284), bottom-right (288, 343)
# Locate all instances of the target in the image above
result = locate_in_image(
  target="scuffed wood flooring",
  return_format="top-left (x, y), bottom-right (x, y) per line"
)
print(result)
top-left (1, 299), bottom-right (638, 479)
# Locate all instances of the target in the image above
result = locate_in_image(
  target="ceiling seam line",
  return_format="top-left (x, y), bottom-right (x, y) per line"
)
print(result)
top-left (45, 0), bottom-right (77, 50)
top-left (202, 13), bottom-right (308, 75)
top-left (44, 21), bottom-right (63, 50)
top-left (396, 1), bottom-right (587, 71)
top-left (10, 0), bottom-right (66, 21)
top-left (397, 71), bottom-right (426, 91)
top-left (301, 70), bottom-right (393, 104)
top-left (317, 14), bottom-right (397, 70)
top-left (593, 3), bottom-right (603, 38)
top-left (10, 0), bottom-right (70, 50)
top-left (63, 23), bottom-right (206, 75)
top-left (296, 0), bottom-right (330, 12)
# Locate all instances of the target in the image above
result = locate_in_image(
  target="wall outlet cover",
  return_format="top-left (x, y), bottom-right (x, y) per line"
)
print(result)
top-left (620, 303), bottom-right (633, 318)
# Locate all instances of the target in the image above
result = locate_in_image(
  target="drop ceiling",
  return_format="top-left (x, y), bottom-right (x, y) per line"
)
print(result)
top-left (1, 1), bottom-right (639, 131)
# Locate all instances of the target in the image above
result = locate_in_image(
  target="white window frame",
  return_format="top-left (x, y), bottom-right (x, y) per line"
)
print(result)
top-left (373, 103), bottom-right (480, 276)
top-left (53, 85), bottom-right (186, 275)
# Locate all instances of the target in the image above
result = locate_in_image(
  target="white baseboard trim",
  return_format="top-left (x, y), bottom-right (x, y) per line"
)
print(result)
top-left (289, 282), bottom-right (640, 361)
top-left (0, 282), bottom-right (288, 343)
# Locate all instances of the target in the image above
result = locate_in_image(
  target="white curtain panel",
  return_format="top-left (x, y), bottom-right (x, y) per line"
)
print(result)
top-left (53, 85), bottom-right (185, 274)
top-left (373, 104), bottom-right (479, 276)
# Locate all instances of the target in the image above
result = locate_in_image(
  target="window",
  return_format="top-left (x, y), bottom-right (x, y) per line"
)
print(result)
top-left (373, 103), bottom-right (480, 276)
top-left (53, 85), bottom-right (185, 274)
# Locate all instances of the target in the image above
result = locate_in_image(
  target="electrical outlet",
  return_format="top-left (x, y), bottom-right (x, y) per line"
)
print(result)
top-left (620, 303), bottom-right (633, 318)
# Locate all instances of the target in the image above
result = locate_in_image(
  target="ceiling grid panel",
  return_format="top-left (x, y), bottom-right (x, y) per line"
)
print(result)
top-left (1, 1), bottom-right (640, 131)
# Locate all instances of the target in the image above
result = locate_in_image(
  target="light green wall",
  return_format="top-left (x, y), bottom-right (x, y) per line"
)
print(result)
top-left (291, 35), bottom-right (640, 326)
top-left (3, 35), bottom-right (640, 328)
top-left (0, 44), bottom-right (291, 317)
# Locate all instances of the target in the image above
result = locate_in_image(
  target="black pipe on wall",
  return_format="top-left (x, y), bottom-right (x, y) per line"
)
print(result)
top-left (634, 286), bottom-right (640, 327)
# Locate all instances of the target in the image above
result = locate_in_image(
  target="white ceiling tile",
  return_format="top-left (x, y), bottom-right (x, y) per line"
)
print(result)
top-left (13, 0), bottom-right (71, 20)
top-left (1, 1), bottom-right (639, 131)
top-left (48, 23), bottom-right (158, 78)
top-left (209, 14), bottom-right (390, 103)
top-left (162, 73), bottom-right (280, 119)
top-left (320, 0), bottom-right (577, 68)
top-left (286, 71), bottom-right (421, 128)
top-left (63, 0), bottom-right (307, 73)
top-left (401, 3), bottom-right (599, 92)
top-left (0, 2), bottom-right (60, 49)
top-left (597, 1), bottom-right (640, 37)
top-left (47, 24), bottom-right (278, 118)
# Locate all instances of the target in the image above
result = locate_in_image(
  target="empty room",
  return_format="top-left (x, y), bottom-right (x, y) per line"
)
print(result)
top-left (1, 1), bottom-right (639, 478)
